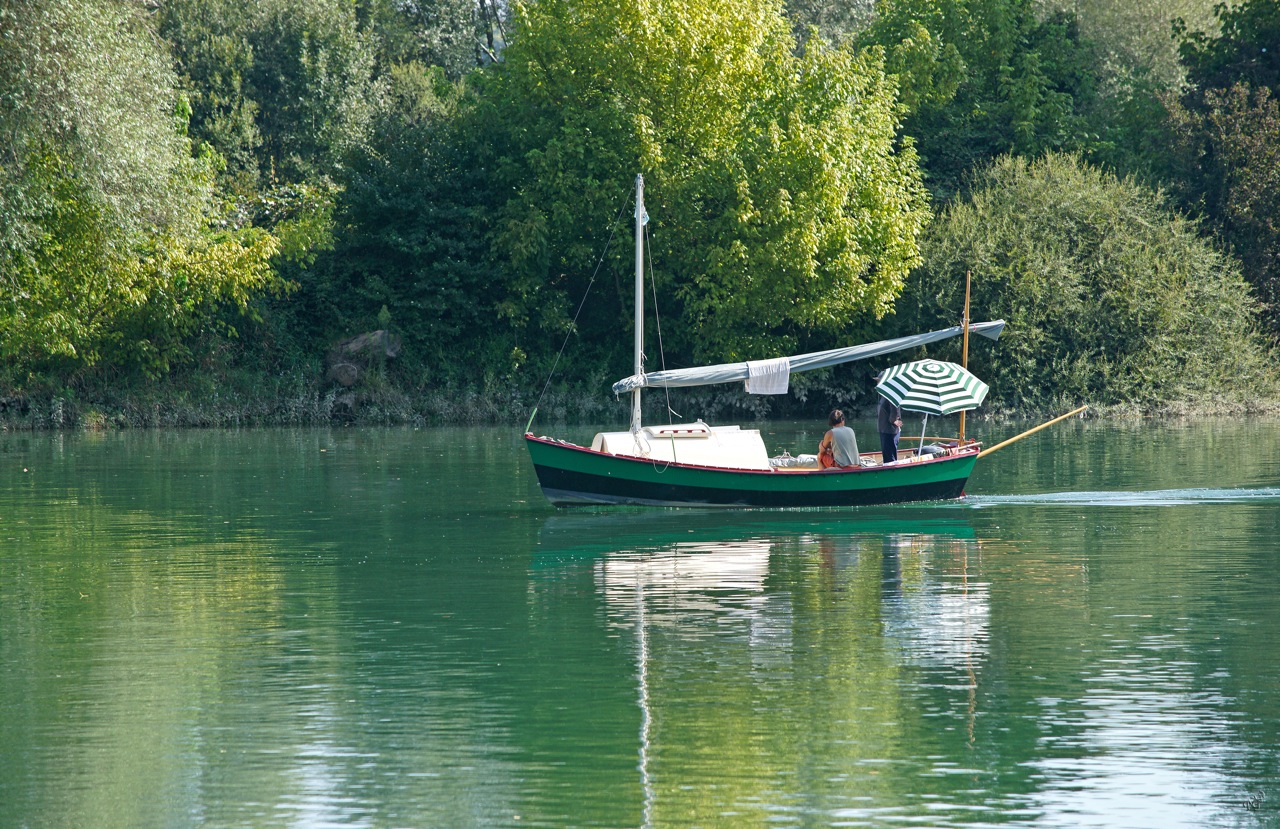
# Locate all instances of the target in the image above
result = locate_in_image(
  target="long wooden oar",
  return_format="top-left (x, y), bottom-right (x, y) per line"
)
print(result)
top-left (976, 405), bottom-right (1089, 459)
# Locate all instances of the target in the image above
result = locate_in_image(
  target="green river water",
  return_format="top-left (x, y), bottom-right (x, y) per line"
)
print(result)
top-left (1, 418), bottom-right (1278, 828)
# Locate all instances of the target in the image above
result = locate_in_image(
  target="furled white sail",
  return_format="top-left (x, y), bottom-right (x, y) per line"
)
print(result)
top-left (612, 320), bottom-right (1005, 394)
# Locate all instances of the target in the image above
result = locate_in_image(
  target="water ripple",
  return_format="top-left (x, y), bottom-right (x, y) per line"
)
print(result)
top-left (966, 486), bottom-right (1280, 507)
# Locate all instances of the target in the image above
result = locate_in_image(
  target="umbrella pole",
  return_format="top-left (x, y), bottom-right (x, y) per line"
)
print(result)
top-left (919, 413), bottom-right (928, 459)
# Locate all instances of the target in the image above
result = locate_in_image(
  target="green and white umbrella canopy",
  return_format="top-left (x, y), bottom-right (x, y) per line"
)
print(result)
top-left (876, 360), bottom-right (989, 416)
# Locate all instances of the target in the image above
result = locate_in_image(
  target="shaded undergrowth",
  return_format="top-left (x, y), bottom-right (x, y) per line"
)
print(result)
top-left (3, 367), bottom-right (1277, 432)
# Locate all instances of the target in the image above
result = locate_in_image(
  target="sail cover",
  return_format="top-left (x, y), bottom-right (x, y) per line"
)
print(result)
top-left (612, 320), bottom-right (1005, 394)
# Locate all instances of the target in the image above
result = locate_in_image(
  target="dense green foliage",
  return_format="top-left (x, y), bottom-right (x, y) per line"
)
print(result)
top-left (0, 0), bottom-right (284, 383)
top-left (1167, 0), bottom-right (1280, 331)
top-left (856, 0), bottom-right (1106, 198)
top-left (1177, 0), bottom-right (1280, 92)
top-left (360, 0), bottom-right (482, 78)
top-left (906, 153), bottom-right (1275, 410)
top-left (1050, 0), bottom-right (1215, 89)
top-left (158, 0), bottom-right (383, 190)
top-left (787, 0), bottom-right (874, 45)
top-left (1166, 84), bottom-right (1280, 331)
top-left (0, 0), bottom-right (1276, 425)
top-left (298, 63), bottom-right (500, 384)
top-left (303, 0), bottom-right (932, 393)
top-left (480, 0), bottom-right (930, 364)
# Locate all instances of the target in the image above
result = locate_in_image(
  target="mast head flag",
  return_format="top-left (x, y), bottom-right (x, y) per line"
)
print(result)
top-left (876, 360), bottom-right (989, 416)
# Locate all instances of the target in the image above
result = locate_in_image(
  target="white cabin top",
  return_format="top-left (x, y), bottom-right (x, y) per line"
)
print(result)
top-left (591, 422), bottom-right (772, 470)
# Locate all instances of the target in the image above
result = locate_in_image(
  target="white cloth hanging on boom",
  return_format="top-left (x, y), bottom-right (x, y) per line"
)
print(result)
top-left (612, 320), bottom-right (1005, 395)
top-left (744, 357), bottom-right (791, 394)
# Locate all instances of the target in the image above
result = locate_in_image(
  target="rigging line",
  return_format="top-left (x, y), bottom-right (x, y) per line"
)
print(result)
top-left (644, 222), bottom-right (680, 424)
top-left (644, 220), bottom-right (677, 473)
top-left (528, 183), bottom-right (634, 430)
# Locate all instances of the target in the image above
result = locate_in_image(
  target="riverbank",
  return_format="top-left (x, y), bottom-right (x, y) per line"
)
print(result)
top-left (3, 372), bottom-right (1278, 431)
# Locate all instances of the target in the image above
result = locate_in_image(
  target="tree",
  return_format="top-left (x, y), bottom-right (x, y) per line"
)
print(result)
top-left (1031, 0), bottom-right (1218, 182)
top-left (1177, 0), bottom-right (1280, 94)
top-left (906, 153), bottom-right (1275, 410)
top-left (249, 0), bottom-right (382, 184)
top-left (471, 0), bottom-right (930, 369)
top-left (286, 63), bottom-right (502, 383)
top-left (155, 0), bottom-right (263, 193)
top-left (0, 0), bottom-right (285, 382)
top-left (1043, 0), bottom-right (1218, 91)
top-left (1, 0), bottom-right (199, 255)
top-left (1167, 85), bottom-right (1280, 330)
top-left (359, 0), bottom-right (482, 78)
top-left (1168, 0), bottom-right (1280, 332)
top-left (786, 0), bottom-right (874, 46)
top-left (857, 0), bottom-right (1106, 199)
top-left (158, 0), bottom-right (382, 190)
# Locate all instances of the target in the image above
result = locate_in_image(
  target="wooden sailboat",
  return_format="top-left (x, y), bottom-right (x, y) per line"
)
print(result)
top-left (524, 175), bottom-right (1005, 508)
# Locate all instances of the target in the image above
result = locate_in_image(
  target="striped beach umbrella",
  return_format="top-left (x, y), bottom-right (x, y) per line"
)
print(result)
top-left (877, 360), bottom-right (988, 460)
top-left (876, 359), bottom-right (989, 415)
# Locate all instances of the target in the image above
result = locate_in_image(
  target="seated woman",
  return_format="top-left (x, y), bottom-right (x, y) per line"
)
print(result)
top-left (818, 409), bottom-right (860, 469)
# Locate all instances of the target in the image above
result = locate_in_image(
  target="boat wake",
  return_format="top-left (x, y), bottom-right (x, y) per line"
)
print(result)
top-left (965, 486), bottom-right (1280, 507)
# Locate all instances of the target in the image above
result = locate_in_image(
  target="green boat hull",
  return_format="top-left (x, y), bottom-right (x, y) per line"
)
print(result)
top-left (526, 434), bottom-right (978, 508)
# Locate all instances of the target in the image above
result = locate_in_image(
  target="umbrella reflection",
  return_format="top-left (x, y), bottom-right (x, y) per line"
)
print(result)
top-left (879, 533), bottom-right (987, 747)
top-left (880, 534), bottom-right (989, 666)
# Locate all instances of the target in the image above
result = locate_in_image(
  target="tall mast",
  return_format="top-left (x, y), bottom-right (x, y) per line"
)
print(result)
top-left (632, 174), bottom-right (645, 432)
top-left (959, 269), bottom-right (971, 444)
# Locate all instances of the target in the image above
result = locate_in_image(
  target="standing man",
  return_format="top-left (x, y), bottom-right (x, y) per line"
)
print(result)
top-left (876, 375), bottom-right (902, 463)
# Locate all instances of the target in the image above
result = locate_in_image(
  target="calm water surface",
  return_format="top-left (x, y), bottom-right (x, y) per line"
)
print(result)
top-left (1, 419), bottom-right (1278, 828)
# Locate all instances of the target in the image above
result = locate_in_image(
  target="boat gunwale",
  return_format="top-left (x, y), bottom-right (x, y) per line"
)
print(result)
top-left (524, 433), bottom-right (980, 476)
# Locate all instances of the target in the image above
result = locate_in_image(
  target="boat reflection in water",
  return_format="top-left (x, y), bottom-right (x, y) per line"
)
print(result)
top-left (595, 539), bottom-right (776, 828)
top-left (531, 513), bottom-right (989, 827)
